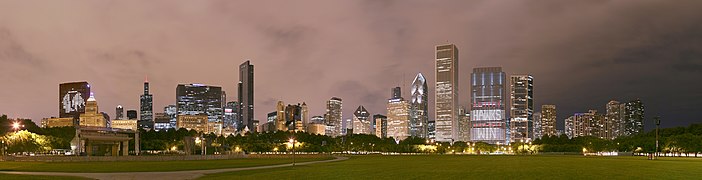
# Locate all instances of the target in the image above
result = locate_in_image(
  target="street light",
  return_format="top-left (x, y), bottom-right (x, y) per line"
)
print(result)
top-left (12, 121), bottom-right (22, 132)
top-left (655, 116), bottom-right (661, 159)
top-left (289, 138), bottom-right (296, 167)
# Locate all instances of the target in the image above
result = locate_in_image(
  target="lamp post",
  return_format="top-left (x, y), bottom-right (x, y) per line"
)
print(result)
top-left (655, 116), bottom-right (660, 159)
top-left (289, 138), bottom-right (295, 167)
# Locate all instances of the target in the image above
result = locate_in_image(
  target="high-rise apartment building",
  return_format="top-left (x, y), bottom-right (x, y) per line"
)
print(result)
top-left (533, 112), bottom-right (542, 140)
top-left (541, 105), bottom-right (557, 137)
top-left (565, 110), bottom-right (604, 139)
top-left (623, 99), bottom-right (644, 136)
top-left (238, 60), bottom-right (255, 132)
top-left (510, 75), bottom-right (533, 143)
top-left (605, 100), bottom-right (624, 140)
top-left (435, 44), bottom-right (459, 142)
top-left (410, 73), bottom-right (429, 138)
top-left (470, 67), bottom-right (508, 144)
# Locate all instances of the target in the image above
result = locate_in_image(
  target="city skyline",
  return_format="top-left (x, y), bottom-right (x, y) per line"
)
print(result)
top-left (1, 1), bottom-right (701, 131)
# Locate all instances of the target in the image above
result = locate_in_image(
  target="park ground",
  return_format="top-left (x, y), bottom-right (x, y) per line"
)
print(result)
top-left (200, 155), bottom-right (702, 180)
top-left (1, 155), bottom-right (701, 179)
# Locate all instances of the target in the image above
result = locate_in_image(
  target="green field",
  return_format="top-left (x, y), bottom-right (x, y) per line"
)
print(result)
top-left (0, 157), bottom-right (331, 173)
top-left (200, 155), bottom-right (702, 179)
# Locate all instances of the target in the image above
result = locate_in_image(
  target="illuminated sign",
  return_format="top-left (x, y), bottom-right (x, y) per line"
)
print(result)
top-left (62, 91), bottom-right (85, 114)
top-left (471, 110), bottom-right (504, 121)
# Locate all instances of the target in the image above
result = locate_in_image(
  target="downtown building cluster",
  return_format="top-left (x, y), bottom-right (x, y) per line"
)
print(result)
top-left (42, 61), bottom-right (258, 137)
top-left (40, 45), bottom-right (647, 146)
top-left (253, 44), bottom-right (647, 145)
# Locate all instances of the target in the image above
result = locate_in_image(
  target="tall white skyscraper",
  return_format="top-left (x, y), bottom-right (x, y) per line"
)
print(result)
top-left (410, 73), bottom-right (429, 138)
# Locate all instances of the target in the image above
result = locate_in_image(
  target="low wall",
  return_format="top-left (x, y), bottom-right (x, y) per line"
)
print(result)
top-left (1, 154), bottom-right (246, 162)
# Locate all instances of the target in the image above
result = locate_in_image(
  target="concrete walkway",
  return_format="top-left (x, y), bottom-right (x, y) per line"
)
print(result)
top-left (0, 156), bottom-right (348, 180)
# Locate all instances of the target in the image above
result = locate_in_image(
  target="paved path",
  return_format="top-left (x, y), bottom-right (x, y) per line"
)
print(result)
top-left (0, 156), bottom-right (348, 180)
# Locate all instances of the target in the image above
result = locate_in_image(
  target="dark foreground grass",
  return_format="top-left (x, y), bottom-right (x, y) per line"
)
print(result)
top-left (0, 174), bottom-right (88, 180)
top-left (200, 155), bottom-right (702, 179)
top-left (0, 157), bottom-right (331, 173)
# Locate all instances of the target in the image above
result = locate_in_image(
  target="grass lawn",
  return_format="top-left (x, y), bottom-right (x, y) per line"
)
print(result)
top-left (0, 157), bottom-right (332, 173)
top-left (0, 174), bottom-right (89, 180)
top-left (200, 155), bottom-right (702, 179)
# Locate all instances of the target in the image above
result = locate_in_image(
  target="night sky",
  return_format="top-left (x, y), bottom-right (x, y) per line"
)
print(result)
top-left (1, 1), bottom-right (701, 131)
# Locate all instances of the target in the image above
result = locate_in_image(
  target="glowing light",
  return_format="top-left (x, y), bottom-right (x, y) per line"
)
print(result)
top-left (12, 122), bottom-right (20, 130)
top-left (171, 146), bottom-right (177, 151)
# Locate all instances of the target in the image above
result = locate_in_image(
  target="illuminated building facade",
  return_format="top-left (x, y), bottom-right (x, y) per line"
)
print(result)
top-left (470, 67), bottom-right (509, 144)
top-left (275, 101), bottom-right (286, 131)
top-left (541, 105), bottom-right (557, 137)
top-left (325, 97), bottom-right (343, 137)
top-left (176, 84), bottom-right (224, 124)
top-left (176, 114), bottom-right (208, 133)
top-left (154, 113), bottom-right (171, 131)
top-left (115, 105), bottom-right (124, 120)
top-left (140, 79), bottom-right (154, 130)
top-left (623, 99), bottom-right (644, 136)
top-left (223, 101), bottom-right (239, 130)
top-left (458, 107), bottom-right (471, 142)
top-left (565, 110), bottom-right (603, 139)
top-left (111, 119), bottom-right (137, 130)
top-left (165, 105), bottom-right (177, 129)
top-left (510, 75), bottom-right (533, 143)
top-left (374, 114), bottom-right (388, 138)
top-left (41, 117), bottom-right (74, 128)
top-left (352, 106), bottom-right (371, 134)
top-left (435, 44), bottom-right (459, 142)
top-left (387, 88), bottom-right (410, 141)
top-left (533, 112), bottom-right (542, 139)
top-left (238, 60), bottom-right (255, 132)
top-left (605, 100), bottom-right (624, 140)
top-left (59, 81), bottom-right (91, 118)
top-left (79, 93), bottom-right (107, 127)
top-left (410, 73), bottom-right (428, 138)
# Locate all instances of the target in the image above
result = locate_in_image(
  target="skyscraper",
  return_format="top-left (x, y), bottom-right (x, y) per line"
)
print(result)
top-left (510, 75), bottom-right (533, 143)
top-left (435, 44), bottom-right (459, 142)
top-left (352, 106), bottom-right (371, 134)
top-left (387, 87), bottom-right (410, 141)
top-left (470, 67), bottom-right (509, 144)
top-left (325, 97), bottom-right (343, 137)
top-left (457, 107), bottom-right (471, 142)
top-left (374, 114), bottom-right (388, 138)
top-left (238, 60), bottom-right (255, 132)
top-left (623, 99), bottom-right (644, 136)
top-left (127, 110), bottom-right (137, 120)
top-left (410, 73), bottom-right (428, 139)
top-left (59, 81), bottom-right (90, 118)
top-left (176, 84), bottom-right (224, 124)
top-left (565, 110), bottom-right (603, 139)
top-left (392, 87), bottom-right (402, 99)
top-left (140, 78), bottom-right (154, 130)
top-left (273, 101), bottom-right (286, 131)
top-left (165, 105), bottom-right (177, 129)
top-left (115, 105), bottom-right (124, 120)
top-left (533, 112), bottom-right (542, 140)
top-left (605, 100), bottom-right (624, 140)
top-left (541, 105), bottom-right (557, 137)
top-left (223, 101), bottom-right (239, 130)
